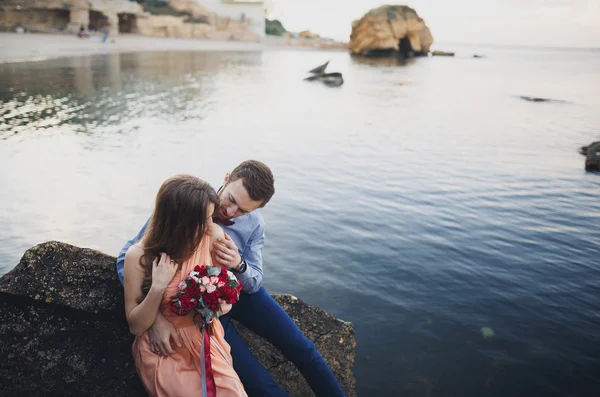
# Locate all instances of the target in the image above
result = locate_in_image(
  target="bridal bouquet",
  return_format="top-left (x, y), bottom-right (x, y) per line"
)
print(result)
top-left (169, 265), bottom-right (242, 324)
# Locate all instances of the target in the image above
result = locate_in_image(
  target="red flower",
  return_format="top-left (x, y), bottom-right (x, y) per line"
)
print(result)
top-left (203, 291), bottom-right (221, 311)
top-left (219, 267), bottom-right (229, 280)
top-left (220, 285), bottom-right (238, 304)
top-left (179, 294), bottom-right (196, 312)
top-left (185, 281), bottom-right (201, 298)
top-left (194, 265), bottom-right (202, 272)
top-left (197, 266), bottom-right (208, 277)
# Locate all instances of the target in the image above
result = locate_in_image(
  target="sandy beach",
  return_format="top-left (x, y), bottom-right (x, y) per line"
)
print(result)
top-left (0, 33), bottom-right (265, 63)
top-left (0, 33), bottom-right (347, 64)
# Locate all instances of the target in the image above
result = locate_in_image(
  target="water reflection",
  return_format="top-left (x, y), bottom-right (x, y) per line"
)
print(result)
top-left (350, 53), bottom-right (416, 67)
top-left (0, 51), bottom-right (262, 139)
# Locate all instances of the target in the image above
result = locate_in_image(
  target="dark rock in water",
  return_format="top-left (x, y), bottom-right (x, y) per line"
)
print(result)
top-left (431, 50), bottom-right (455, 57)
top-left (473, 54), bottom-right (485, 58)
top-left (520, 96), bottom-right (551, 102)
top-left (304, 72), bottom-right (344, 87)
top-left (519, 96), bottom-right (570, 104)
top-left (0, 241), bottom-right (356, 397)
top-left (580, 141), bottom-right (600, 171)
top-left (309, 61), bottom-right (329, 74)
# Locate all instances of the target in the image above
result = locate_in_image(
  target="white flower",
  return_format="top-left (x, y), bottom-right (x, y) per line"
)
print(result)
top-left (210, 276), bottom-right (220, 285)
top-left (178, 280), bottom-right (186, 290)
top-left (201, 276), bottom-right (210, 285)
top-left (206, 284), bottom-right (217, 294)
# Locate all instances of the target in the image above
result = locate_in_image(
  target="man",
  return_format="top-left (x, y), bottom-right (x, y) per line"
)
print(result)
top-left (116, 160), bottom-right (346, 397)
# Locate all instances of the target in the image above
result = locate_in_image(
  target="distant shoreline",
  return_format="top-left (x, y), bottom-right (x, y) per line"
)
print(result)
top-left (0, 33), bottom-right (347, 64)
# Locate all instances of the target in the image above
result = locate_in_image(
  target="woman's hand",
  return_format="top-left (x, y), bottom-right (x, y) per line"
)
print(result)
top-left (151, 253), bottom-right (177, 291)
top-left (218, 299), bottom-right (233, 316)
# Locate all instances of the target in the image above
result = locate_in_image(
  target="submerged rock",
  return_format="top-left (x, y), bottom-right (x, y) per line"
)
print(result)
top-left (431, 50), bottom-right (455, 57)
top-left (0, 241), bottom-right (356, 397)
top-left (304, 61), bottom-right (344, 87)
top-left (520, 96), bottom-right (551, 102)
top-left (349, 5), bottom-right (433, 57)
top-left (305, 72), bottom-right (344, 87)
top-left (481, 327), bottom-right (495, 339)
top-left (519, 96), bottom-right (570, 104)
top-left (580, 141), bottom-right (600, 171)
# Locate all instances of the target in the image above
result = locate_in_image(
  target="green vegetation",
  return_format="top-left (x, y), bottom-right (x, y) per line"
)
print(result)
top-left (265, 18), bottom-right (287, 36)
top-left (367, 5), bottom-right (416, 20)
top-left (135, 0), bottom-right (191, 17)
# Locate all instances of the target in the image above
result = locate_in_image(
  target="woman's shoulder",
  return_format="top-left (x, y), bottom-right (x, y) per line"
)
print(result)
top-left (125, 243), bottom-right (145, 262)
top-left (207, 224), bottom-right (224, 248)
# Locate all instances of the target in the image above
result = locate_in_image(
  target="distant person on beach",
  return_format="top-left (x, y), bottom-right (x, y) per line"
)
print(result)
top-left (77, 25), bottom-right (91, 39)
top-left (123, 175), bottom-right (247, 396)
top-left (117, 160), bottom-right (347, 397)
top-left (100, 26), bottom-right (109, 43)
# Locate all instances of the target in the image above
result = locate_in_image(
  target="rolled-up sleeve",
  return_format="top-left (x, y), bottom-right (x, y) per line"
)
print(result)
top-left (236, 223), bottom-right (265, 294)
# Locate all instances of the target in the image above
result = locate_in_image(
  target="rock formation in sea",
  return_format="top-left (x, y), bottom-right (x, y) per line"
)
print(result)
top-left (431, 50), bottom-right (455, 57)
top-left (580, 141), bottom-right (600, 171)
top-left (349, 5), bottom-right (433, 57)
top-left (304, 61), bottom-right (344, 87)
top-left (0, 241), bottom-right (356, 397)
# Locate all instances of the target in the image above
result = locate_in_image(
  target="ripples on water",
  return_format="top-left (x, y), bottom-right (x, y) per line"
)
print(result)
top-left (1, 46), bottom-right (599, 396)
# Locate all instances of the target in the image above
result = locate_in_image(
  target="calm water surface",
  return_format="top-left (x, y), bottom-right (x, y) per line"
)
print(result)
top-left (1, 45), bottom-right (599, 396)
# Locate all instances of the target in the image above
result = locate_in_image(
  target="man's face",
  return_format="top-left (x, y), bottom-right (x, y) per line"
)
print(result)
top-left (217, 177), bottom-right (263, 219)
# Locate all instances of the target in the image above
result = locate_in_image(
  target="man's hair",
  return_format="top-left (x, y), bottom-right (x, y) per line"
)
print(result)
top-left (229, 160), bottom-right (275, 207)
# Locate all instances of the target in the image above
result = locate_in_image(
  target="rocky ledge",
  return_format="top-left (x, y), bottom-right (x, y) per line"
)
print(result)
top-left (0, 241), bottom-right (356, 397)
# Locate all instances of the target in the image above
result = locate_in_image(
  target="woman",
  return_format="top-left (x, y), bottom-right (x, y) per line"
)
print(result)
top-left (123, 174), bottom-right (247, 397)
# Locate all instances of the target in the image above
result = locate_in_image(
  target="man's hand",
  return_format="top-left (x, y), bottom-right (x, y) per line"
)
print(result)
top-left (213, 232), bottom-right (242, 270)
top-left (148, 312), bottom-right (182, 356)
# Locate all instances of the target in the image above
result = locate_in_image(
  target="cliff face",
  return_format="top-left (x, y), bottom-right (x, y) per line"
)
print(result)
top-left (0, 241), bottom-right (356, 397)
top-left (349, 5), bottom-right (433, 57)
top-left (0, 0), bottom-right (260, 41)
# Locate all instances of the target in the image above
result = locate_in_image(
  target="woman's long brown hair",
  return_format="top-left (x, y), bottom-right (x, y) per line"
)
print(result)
top-left (139, 174), bottom-right (219, 297)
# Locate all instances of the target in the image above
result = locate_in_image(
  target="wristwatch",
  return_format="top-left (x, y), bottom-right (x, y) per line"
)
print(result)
top-left (233, 258), bottom-right (247, 274)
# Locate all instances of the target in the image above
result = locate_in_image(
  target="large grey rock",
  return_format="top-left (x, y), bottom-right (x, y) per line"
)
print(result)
top-left (0, 241), bottom-right (356, 397)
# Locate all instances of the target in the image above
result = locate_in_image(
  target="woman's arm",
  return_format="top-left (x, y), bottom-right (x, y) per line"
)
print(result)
top-left (124, 247), bottom-right (176, 336)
